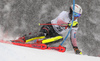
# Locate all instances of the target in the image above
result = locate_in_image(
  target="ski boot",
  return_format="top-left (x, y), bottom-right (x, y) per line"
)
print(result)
top-left (73, 47), bottom-right (82, 55)
top-left (33, 39), bottom-right (42, 44)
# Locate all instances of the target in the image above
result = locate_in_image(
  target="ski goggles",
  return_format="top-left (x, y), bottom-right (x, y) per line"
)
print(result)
top-left (74, 12), bottom-right (81, 17)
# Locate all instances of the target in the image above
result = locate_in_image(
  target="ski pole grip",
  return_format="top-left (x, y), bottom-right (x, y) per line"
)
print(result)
top-left (38, 23), bottom-right (40, 26)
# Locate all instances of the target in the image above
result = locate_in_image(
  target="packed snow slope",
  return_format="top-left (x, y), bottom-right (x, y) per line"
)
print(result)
top-left (0, 43), bottom-right (100, 61)
top-left (0, 0), bottom-right (100, 57)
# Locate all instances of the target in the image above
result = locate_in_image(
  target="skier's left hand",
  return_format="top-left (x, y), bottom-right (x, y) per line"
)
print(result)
top-left (68, 21), bottom-right (79, 27)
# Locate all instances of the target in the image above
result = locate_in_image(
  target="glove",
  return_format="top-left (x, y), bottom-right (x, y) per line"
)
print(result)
top-left (68, 21), bottom-right (79, 27)
top-left (73, 47), bottom-right (82, 55)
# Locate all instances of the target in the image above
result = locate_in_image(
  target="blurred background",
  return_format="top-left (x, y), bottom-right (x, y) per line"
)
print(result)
top-left (0, 0), bottom-right (100, 57)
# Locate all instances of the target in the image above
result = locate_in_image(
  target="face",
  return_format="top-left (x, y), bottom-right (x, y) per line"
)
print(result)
top-left (71, 12), bottom-right (81, 20)
top-left (70, 15), bottom-right (79, 20)
top-left (74, 12), bottom-right (81, 17)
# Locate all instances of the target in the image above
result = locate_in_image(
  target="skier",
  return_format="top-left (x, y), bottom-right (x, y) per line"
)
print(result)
top-left (13, 4), bottom-right (82, 54)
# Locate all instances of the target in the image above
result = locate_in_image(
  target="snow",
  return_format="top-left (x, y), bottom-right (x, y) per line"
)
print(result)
top-left (0, 43), bottom-right (100, 61)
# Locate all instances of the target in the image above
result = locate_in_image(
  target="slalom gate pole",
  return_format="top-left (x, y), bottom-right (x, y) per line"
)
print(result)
top-left (60, 0), bottom-right (75, 46)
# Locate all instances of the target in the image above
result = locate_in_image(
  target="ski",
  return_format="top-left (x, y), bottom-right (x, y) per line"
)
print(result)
top-left (12, 42), bottom-right (47, 50)
top-left (0, 40), bottom-right (47, 49)
top-left (0, 40), bottom-right (66, 52)
top-left (47, 45), bottom-right (66, 52)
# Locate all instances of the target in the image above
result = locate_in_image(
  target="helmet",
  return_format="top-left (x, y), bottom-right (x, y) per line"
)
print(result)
top-left (71, 4), bottom-right (82, 14)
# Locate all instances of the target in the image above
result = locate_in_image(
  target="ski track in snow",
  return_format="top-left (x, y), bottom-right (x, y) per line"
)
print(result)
top-left (0, 43), bottom-right (100, 61)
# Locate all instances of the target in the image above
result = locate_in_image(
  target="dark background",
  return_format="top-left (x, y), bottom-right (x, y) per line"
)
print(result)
top-left (0, 0), bottom-right (100, 57)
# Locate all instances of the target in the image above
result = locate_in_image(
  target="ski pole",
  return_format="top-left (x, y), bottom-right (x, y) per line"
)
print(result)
top-left (38, 23), bottom-right (60, 26)
top-left (60, 0), bottom-right (75, 46)
top-left (38, 23), bottom-right (69, 27)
